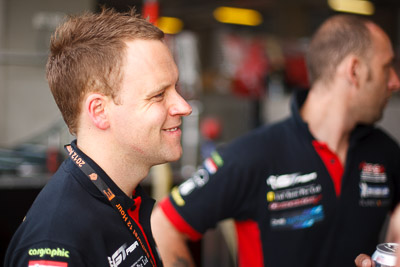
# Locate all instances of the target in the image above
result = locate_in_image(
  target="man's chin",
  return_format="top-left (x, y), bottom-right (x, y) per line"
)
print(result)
top-left (165, 148), bottom-right (183, 163)
top-left (170, 153), bottom-right (183, 162)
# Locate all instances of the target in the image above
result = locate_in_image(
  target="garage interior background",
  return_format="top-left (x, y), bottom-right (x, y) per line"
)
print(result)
top-left (1, 0), bottom-right (400, 265)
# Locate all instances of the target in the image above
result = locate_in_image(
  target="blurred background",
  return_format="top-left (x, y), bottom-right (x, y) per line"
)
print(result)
top-left (1, 0), bottom-right (400, 265)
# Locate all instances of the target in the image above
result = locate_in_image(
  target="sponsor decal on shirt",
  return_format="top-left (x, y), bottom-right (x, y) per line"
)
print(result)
top-left (171, 186), bottom-right (185, 206)
top-left (359, 199), bottom-right (391, 207)
top-left (359, 162), bottom-right (387, 183)
top-left (28, 248), bottom-right (70, 259)
top-left (266, 172), bottom-right (317, 190)
top-left (358, 162), bottom-right (390, 207)
top-left (107, 241), bottom-right (142, 267)
top-left (203, 151), bottom-right (224, 174)
top-left (28, 260), bottom-right (67, 267)
top-left (172, 167), bottom-right (213, 206)
top-left (359, 182), bottom-right (390, 198)
top-left (132, 255), bottom-right (149, 267)
top-left (171, 152), bottom-right (223, 207)
top-left (270, 205), bottom-right (324, 230)
top-left (204, 158), bottom-right (217, 174)
top-left (267, 184), bottom-right (322, 202)
top-left (268, 194), bottom-right (322, 211)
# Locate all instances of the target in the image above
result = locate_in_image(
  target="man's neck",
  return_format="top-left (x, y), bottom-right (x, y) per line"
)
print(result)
top-left (300, 86), bottom-right (356, 164)
top-left (76, 137), bottom-right (150, 198)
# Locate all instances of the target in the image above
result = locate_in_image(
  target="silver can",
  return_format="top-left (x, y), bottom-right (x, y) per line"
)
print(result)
top-left (372, 243), bottom-right (398, 267)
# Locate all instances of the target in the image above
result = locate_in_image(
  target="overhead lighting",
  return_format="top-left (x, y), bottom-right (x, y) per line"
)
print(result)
top-left (328, 0), bottom-right (375, 15)
top-left (157, 16), bottom-right (184, 35)
top-left (213, 6), bottom-right (263, 26)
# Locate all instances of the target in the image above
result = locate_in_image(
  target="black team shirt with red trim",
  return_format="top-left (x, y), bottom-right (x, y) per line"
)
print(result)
top-left (160, 90), bottom-right (400, 267)
top-left (5, 140), bottom-right (162, 267)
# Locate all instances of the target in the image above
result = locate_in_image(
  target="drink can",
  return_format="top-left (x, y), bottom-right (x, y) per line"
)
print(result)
top-left (372, 243), bottom-right (398, 267)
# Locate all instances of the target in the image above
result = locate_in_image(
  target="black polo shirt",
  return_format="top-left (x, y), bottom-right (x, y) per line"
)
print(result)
top-left (5, 140), bottom-right (162, 267)
top-left (160, 90), bottom-right (400, 266)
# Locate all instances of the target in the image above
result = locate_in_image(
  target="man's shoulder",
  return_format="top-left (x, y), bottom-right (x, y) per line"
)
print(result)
top-left (11, 169), bottom-right (104, 247)
top-left (227, 117), bottom-right (294, 150)
top-left (5, 173), bottom-right (111, 266)
top-left (215, 117), bottom-right (295, 167)
top-left (366, 126), bottom-right (400, 152)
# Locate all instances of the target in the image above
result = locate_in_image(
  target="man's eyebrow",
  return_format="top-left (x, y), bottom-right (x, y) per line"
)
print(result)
top-left (145, 75), bottom-right (180, 97)
top-left (147, 87), bottom-right (165, 97)
top-left (146, 83), bottom-right (169, 98)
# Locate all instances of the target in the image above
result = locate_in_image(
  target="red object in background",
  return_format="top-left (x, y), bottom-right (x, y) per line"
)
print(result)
top-left (284, 55), bottom-right (309, 89)
top-left (200, 117), bottom-right (222, 141)
top-left (142, 0), bottom-right (159, 25)
top-left (232, 40), bottom-right (269, 99)
top-left (46, 147), bottom-right (61, 174)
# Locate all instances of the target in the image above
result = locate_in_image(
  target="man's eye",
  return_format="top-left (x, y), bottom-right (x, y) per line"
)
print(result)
top-left (154, 92), bottom-right (165, 98)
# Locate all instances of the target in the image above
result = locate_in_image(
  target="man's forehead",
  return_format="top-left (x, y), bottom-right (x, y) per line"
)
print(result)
top-left (366, 23), bottom-right (394, 58)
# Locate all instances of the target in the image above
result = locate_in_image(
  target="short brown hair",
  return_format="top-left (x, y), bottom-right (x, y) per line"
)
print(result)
top-left (306, 15), bottom-right (372, 85)
top-left (46, 7), bottom-right (164, 135)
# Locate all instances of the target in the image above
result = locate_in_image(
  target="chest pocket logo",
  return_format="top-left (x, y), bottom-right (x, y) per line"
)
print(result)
top-left (358, 162), bottom-right (391, 207)
top-left (267, 172), bottom-right (317, 190)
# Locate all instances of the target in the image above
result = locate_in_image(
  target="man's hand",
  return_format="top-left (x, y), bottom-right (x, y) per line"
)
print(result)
top-left (354, 254), bottom-right (374, 267)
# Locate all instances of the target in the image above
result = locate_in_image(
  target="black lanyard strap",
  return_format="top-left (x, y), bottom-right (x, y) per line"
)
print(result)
top-left (64, 144), bottom-right (156, 267)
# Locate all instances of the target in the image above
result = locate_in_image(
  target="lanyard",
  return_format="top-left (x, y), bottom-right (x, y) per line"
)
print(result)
top-left (64, 144), bottom-right (157, 267)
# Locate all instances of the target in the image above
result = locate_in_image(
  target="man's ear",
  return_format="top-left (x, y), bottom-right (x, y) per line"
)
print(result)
top-left (85, 93), bottom-right (110, 130)
top-left (346, 56), bottom-right (362, 88)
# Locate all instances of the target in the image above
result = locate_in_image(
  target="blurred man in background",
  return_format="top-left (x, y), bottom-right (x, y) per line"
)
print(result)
top-left (5, 8), bottom-right (191, 266)
top-left (152, 14), bottom-right (400, 267)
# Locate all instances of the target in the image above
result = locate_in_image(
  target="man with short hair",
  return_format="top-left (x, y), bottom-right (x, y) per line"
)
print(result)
top-left (151, 15), bottom-right (400, 267)
top-left (5, 8), bottom-right (192, 267)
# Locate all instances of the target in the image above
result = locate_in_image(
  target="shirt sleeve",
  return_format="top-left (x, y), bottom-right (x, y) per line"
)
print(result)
top-left (160, 136), bottom-right (263, 239)
top-left (5, 241), bottom-right (90, 267)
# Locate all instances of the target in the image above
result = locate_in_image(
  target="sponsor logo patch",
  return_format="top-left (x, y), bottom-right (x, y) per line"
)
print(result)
top-left (28, 260), bottom-right (67, 267)
top-left (204, 158), bottom-right (217, 174)
top-left (268, 194), bottom-right (322, 211)
top-left (171, 186), bottom-right (185, 206)
top-left (132, 255), bottom-right (149, 267)
top-left (107, 242), bottom-right (141, 267)
top-left (266, 172), bottom-right (317, 190)
top-left (359, 162), bottom-right (387, 183)
top-left (270, 205), bottom-right (324, 230)
top-left (267, 184), bottom-right (322, 202)
top-left (358, 162), bottom-right (390, 207)
top-left (359, 182), bottom-right (390, 198)
top-left (172, 167), bottom-right (212, 206)
top-left (359, 199), bottom-right (391, 207)
top-left (28, 248), bottom-right (70, 259)
top-left (203, 151), bottom-right (223, 174)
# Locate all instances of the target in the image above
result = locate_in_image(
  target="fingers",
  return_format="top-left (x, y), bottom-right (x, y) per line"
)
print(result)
top-left (355, 254), bottom-right (373, 267)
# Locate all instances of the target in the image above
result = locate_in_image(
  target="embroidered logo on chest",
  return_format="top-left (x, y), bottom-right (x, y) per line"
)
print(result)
top-left (266, 172), bottom-right (317, 190)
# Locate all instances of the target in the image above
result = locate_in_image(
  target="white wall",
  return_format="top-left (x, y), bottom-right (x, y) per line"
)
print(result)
top-left (0, 0), bottom-right (94, 147)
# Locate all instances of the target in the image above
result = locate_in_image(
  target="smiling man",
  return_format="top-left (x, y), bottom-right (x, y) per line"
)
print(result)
top-left (5, 8), bottom-right (191, 267)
